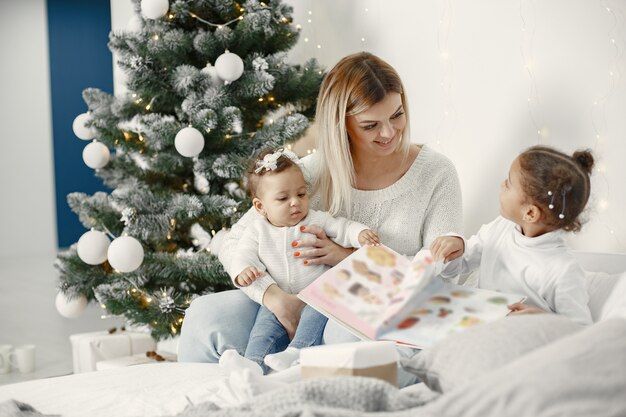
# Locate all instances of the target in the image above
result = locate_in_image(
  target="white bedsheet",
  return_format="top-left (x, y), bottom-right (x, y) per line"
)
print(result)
top-left (0, 363), bottom-right (226, 417)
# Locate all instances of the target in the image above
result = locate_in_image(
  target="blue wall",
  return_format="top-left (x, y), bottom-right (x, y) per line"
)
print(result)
top-left (47, 0), bottom-right (113, 248)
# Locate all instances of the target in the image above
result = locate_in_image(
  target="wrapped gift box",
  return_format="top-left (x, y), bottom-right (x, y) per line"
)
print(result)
top-left (70, 330), bottom-right (156, 373)
top-left (95, 351), bottom-right (176, 371)
top-left (300, 341), bottom-right (398, 386)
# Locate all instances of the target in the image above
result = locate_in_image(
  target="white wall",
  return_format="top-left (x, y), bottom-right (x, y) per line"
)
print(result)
top-left (287, 0), bottom-right (626, 253)
top-left (0, 0), bottom-right (56, 260)
top-left (110, 0), bottom-right (133, 96)
top-left (3, 0), bottom-right (625, 260)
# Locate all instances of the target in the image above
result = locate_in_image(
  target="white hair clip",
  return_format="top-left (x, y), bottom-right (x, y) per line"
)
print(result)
top-left (254, 148), bottom-right (299, 174)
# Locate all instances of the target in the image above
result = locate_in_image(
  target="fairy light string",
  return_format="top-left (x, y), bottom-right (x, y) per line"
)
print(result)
top-left (519, 0), bottom-right (546, 142)
top-left (434, 0), bottom-right (456, 152)
top-left (519, 1), bottom-right (625, 250)
top-left (589, 0), bottom-right (625, 249)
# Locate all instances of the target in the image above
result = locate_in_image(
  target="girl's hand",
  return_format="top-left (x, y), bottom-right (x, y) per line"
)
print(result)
top-left (358, 229), bottom-right (381, 246)
top-left (235, 266), bottom-right (264, 286)
top-left (262, 284), bottom-right (305, 340)
top-left (430, 236), bottom-right (464, 263)
top-left (508, 303), bottom-right (548, 315)
top-left (293, 224), bottom-right (353, 267)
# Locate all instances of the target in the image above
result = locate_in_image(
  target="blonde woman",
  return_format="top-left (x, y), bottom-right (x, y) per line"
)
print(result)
top-left (179, 52), bottom-right (463, 386)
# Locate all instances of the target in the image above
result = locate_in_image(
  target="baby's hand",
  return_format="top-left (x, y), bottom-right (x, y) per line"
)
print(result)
top-left (235, 267), bottom-right (264, 287)
top-left (430, 236), bottom-right (464, 263)
top-left (508, 303), bottom-right (548, 316)
top-left (358, 229), bottom-right (381, 246)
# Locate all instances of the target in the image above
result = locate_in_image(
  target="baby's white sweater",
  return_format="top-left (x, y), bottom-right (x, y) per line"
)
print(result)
top-left (231, 210), bottom-right (368, 303)
top-left (441, 216), bottom-right (592, 325)
top-left (219, 145), bottom-right (463, 304)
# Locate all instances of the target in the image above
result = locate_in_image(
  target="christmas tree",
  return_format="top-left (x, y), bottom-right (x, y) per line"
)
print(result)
top-left (55, 0), bottom-right (323, 340)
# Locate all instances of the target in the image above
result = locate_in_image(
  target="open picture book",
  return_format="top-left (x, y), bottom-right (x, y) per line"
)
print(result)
top-left (298, 245), bottom-right (526, 349)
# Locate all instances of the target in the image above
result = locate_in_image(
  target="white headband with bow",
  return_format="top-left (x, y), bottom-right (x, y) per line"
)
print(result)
top-left (254, 148), bottom-right (300, 174)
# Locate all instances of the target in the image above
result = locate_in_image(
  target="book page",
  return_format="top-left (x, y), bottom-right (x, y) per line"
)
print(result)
top-left (377, 251), bottom-right (438, 326)
top-left (299, 245), bottom-right (414, 338)
top-left (377, 283), bottom-right (525, 349)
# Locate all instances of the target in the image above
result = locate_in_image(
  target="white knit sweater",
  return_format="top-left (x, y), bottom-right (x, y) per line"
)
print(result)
top-left (440, 216), bottom-right (592, 325)
top-left (231, 210), bottom-right (368, 303)
top-left (218, 145), bottom-right (463, 305)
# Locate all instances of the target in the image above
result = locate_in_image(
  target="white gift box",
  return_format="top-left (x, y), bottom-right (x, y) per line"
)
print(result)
top-left (70, 330), bottom-right (156, 373)
top-left (95, 351), bottom-right (176, 371)
top-left (300, 341), bottom-right (399, 386)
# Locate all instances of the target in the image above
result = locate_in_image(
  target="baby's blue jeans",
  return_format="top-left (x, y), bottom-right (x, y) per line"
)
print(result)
top-left (178, 289), bottom-right (419, 386)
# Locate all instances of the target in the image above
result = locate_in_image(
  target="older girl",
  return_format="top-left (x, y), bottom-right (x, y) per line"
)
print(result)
top-left (431, 145), bottom-right (594, 325)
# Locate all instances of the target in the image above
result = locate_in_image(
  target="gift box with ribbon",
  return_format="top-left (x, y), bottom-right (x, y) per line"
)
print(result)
top-left (70, 330), bottom-right (156, 373)
top-left (300, 341), bottom-right (399, 386)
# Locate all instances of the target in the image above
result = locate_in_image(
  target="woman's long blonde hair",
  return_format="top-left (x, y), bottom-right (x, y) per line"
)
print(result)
top-left (313, 52), bottom-right (411, 216)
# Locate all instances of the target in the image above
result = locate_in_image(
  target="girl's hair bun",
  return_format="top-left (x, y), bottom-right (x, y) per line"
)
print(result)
top-left (572, 149), bottom-right (594, 175)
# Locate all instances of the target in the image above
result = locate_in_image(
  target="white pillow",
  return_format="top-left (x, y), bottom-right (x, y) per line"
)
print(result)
top-left (597, 272), bottom-right (626, 319)
top-left (586, 270), bottom-right (626, 321)
top-left (400, 314), bottom-right (583, 393)
top-left (423, 318), bottom-right (626, 417)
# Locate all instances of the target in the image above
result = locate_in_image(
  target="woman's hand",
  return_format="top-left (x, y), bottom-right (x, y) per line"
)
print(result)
top-left (292, 224), bottom-right (354, 267)
top-left (262, 284), bottom-right (305, 340)
top-left (508, 303), bottom-right (548, 316)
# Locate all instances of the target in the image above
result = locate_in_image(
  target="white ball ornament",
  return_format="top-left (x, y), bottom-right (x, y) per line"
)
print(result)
top-left (83, 141), bottom-right (110, 169)
top-left (201, 63), bottom-right (220, 84)
top-left (194, 173), bottom-right (210, 194)
top-left (175, 126), bottom-right (205, 157)
top-left (127, 14), bottom-right (144, 32)
top-left (77, 230), bottom-right (110, 265)
top-left (108, 236), bottom-right (144, 273)
top-left (208, 229), bottom-right (228, 256)
top-left (55, 292), bottom-right (88, 319)
top-left (215, 51), bottom-right (244, 82)
top-left (72, 113), bottom-right (97, 140)
top-left (140, 0), bottom-right (169, 20)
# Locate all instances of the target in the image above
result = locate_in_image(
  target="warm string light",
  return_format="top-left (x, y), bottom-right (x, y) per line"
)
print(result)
top-left (586, 1), bottom-right (625, 249)
top-left (591, 2), bottom-right (620, 150)
top-left (296, 4), bottom-right (375, 55)
top-left (185, 2), bottom-right (291, 30)
top-left (188, 10), bottom-right (244, 28)
top-left (434, 0), bottom-right (456, 151)
top-left (127, 286), bottom-right (152, 308)
top-left (519, 0), bottom-right (546, 141)
top-left (297, 9), bottom-right (322, 57)
top-left (359, 1), bottom-right (377, 50)
top-left (220, 131), bottom-right (256, 141)
top-left (145, 97), bottom-right (156, 112)
top-left (519, 2), bottom-right (625, 250)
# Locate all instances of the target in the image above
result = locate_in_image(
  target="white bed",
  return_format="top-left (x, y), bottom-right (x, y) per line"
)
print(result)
top-left (1, 251), bottom-right (625, 417)
top-left (0, 363), bottom-right (227, 417)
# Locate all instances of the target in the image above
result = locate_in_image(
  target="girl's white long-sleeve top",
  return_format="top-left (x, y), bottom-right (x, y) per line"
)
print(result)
top-left (441, 216), bottom-right (592, 325)
top-left (231, 210), bottom-right (368, 303)
top-left (219, 145), bottom-right (463, 305)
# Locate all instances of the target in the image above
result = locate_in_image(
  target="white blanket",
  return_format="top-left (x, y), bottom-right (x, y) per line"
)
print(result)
top-left (0, 363), bottom-right (226, 417)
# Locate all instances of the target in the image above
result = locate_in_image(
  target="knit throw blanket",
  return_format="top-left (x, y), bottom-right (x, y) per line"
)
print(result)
top-left (173, 377), bottom-right (436, 417)
top-left (0, 377), bottom-right (436, 417)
